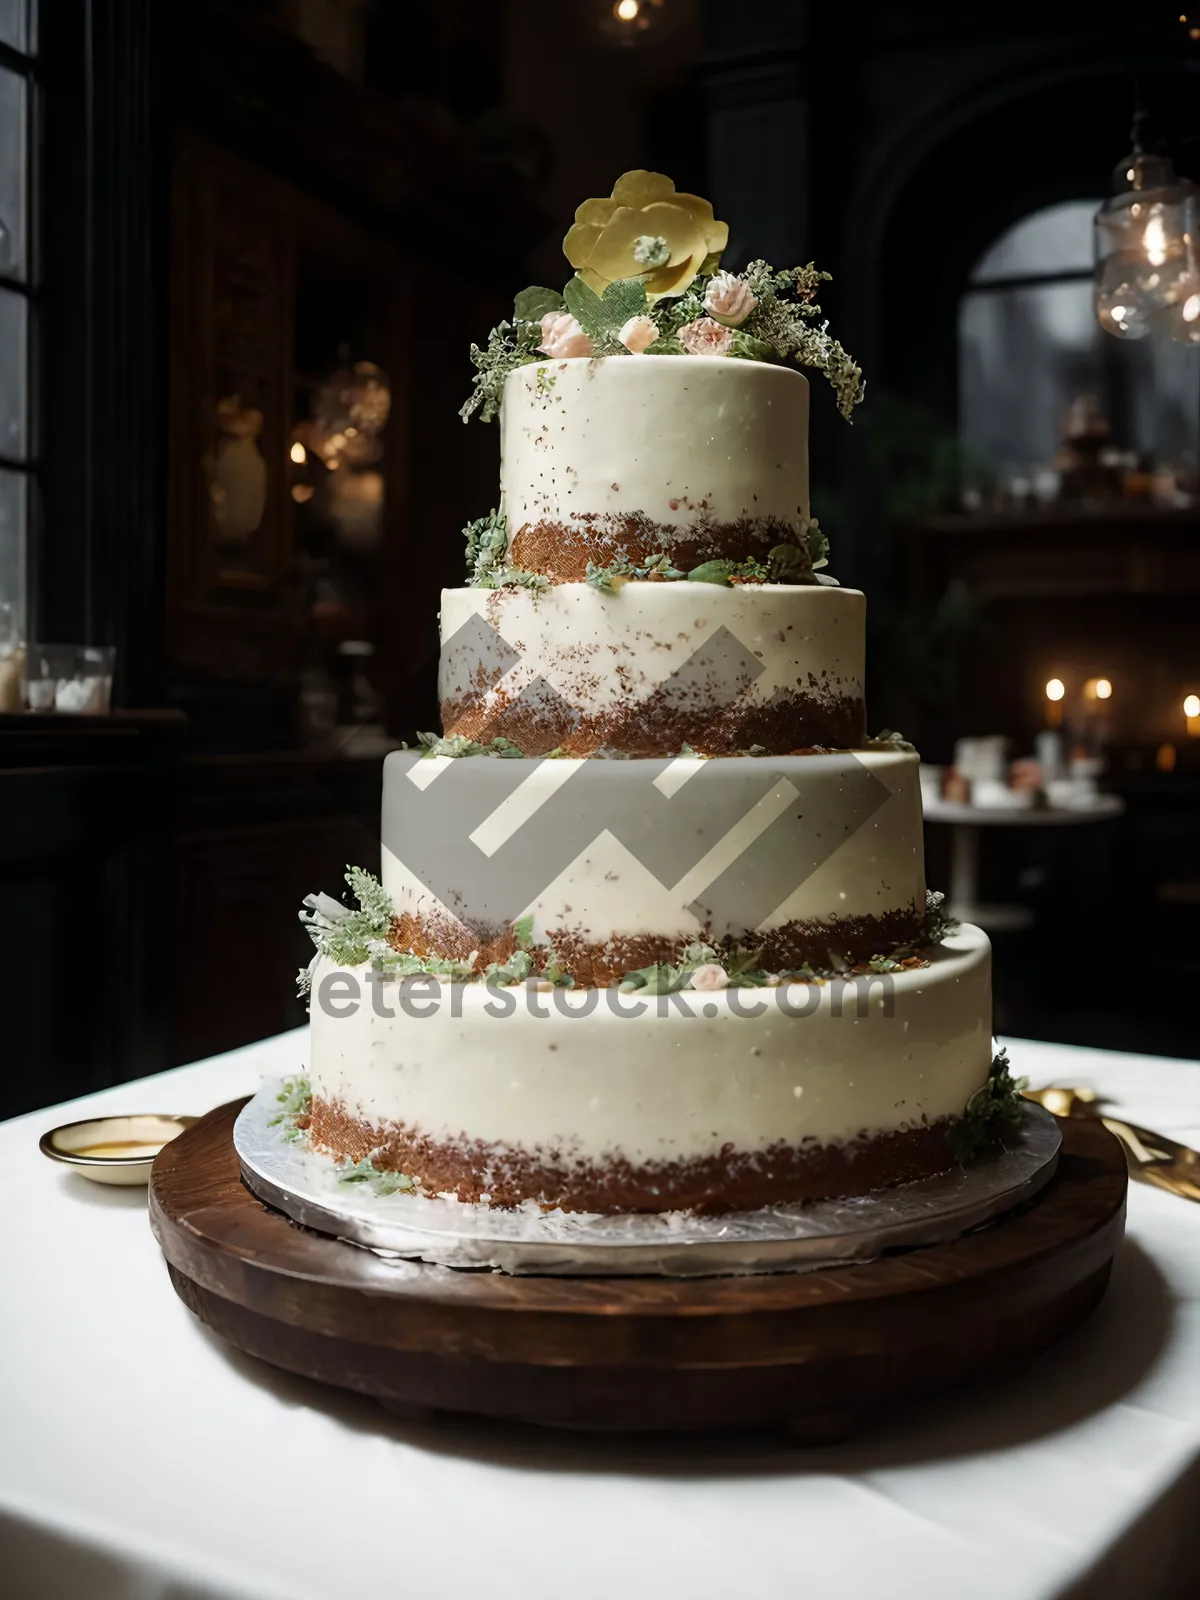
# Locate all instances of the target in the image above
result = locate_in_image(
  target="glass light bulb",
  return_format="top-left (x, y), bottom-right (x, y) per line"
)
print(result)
top-left (1094, 153), bottom-right (1199, 339)
top-left (1046, 678), bottom-right (1066, 702)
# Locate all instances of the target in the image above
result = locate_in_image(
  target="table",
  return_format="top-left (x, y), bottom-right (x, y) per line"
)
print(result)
top-left (3, 1030), bottom-right (1198, 1600)
top-left (923, 795), bottom-right (1125, 931)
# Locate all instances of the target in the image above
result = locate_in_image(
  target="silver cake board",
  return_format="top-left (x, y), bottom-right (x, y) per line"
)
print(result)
top-left (234, 1084), bottom-right (1061, 1278)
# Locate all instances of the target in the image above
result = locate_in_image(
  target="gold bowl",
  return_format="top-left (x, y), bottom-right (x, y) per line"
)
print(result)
top-left (39, 1114), bottom-right (197, 1186)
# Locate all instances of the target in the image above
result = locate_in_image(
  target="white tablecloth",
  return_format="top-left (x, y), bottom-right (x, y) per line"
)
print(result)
top-left (2, 1032), bottom-right (1198, 1600)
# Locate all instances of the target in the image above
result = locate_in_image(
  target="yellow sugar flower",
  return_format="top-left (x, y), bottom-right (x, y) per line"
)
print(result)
top-left (563, 170), bottom-right (728, 299)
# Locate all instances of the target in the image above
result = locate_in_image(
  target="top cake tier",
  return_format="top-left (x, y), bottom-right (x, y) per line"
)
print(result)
top-left (499, 356), bottom-right (810, 582)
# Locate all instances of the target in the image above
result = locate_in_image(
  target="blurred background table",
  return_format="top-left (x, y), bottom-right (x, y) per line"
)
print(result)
top-left (924, 795), bottom-right (1126, 931)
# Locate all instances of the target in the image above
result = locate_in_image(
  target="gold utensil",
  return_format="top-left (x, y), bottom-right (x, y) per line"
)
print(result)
top-left (1024, 1086), bottom-right (1200, 1202)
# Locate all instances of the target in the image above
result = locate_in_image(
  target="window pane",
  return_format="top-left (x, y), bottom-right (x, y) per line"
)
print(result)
top-left (0, 466), bottom-right (25, 634)
top-left (0, 0), bottom-right (31, 55)
top-left (960, 279), bottom-right (1200, 484)
top-left (970, 200), bottom-right (1099, 284)
top-left (0, 284), bottom-right (27, 457)
top-left (0, 65), bottom-right (27, 280)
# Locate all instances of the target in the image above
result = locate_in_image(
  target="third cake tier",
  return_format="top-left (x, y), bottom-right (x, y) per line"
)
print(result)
top-left (383, 747), bottom-right (925, 985)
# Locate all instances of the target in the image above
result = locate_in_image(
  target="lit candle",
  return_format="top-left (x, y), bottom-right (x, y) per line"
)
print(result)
top-left (1045, 677), bottom-right (1066, 729)
top-left (1185, 693), bottom-right (1200, 737)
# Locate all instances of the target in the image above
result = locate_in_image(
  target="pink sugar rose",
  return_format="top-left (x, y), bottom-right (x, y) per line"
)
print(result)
top-left (618, 314), bottom-right (659, 354)
top-left (703, 270), bottom-right (758, 327)
top-left (538, 310), bottom-right (593, 360)
top-left (690, 962), bottom-right (730, 991)
top-left (678, 316), bottom-right (734, 356)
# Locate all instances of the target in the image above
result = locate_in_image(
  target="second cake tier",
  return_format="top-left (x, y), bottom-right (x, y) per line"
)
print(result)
top-left (382, 747), bottom-right (925, 984)
top-left (439, 580), bottom-right (865, 756)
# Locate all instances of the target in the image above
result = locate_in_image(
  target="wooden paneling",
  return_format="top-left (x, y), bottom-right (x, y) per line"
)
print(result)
top-left (0, 713), bottom-right (186, 1118)
top-left (168, 135), bottom-right (298, 683)
top-left (171, 752), bottom-right (381, 1063)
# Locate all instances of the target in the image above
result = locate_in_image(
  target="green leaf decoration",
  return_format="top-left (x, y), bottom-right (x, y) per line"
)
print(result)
top-left (871, 729), bottom-right (917, 752)
top-left (514, 286), bottom-right (565, 323)
top-left (267, 1075), bottom-right (312, 1144)
top-left (722, 945), bottom-right (762, 980)
top-left (296, 870), bottom-right (398, 980)
top-left (728, 332), bottom-right (775, 363)
top-left (922, 888), bottom-right (960, 945)
top-left (600, 276), bottom-right (650, 321)
top-left (620, 962), bottom-right (689, 996)
top-left (563, 274), bottom-right (649, 343)
top-left (687, 560), bottom-right (736, 585)
top-left (463, 507), bottom-right (509, 584)
top-left (460, 319), bottom-right (543, 424)
top-left (949, 1050), bottom-right (1028, 1164)
top-left (562, 275), bottom-right (607, 337)
top-left (804, 516), bottom-right (830, 571)
top-left (766, 543), bottom-right (812, 582)
top-left (417, 732), bottom-right (524, 759)
top-left (337, 1156), bottom-right (416, 1195)
top-left (514, 915), bottom-right (535, 951)
top-left (483, 949), bottom-right (534, 986)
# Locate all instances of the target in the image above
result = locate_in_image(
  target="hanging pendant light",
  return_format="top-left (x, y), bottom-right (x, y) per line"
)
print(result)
top-left (1094, 93), bottom-right (1199, 341)
top-left (1164, 189), bottom-right (1200, 342)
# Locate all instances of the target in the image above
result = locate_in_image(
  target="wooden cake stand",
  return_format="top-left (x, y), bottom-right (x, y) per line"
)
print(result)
top-left (150, 1099), bottom-right (1127, 1438)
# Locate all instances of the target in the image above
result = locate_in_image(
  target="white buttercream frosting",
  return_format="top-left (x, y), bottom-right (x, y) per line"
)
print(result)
top-left (380, 749), bottom-right (924, 948)
top-left (499, 357), bottom-right (810, 547)
top-left (438, 581), bottom-right (864, 747)
top-left (308, 925), bottom-right (993, 1162)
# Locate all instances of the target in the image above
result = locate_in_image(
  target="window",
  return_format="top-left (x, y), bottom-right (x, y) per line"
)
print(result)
top-left (959, 199), bottom-right (1200, 501)
top-left (0, 0), bottom-right (35, 644)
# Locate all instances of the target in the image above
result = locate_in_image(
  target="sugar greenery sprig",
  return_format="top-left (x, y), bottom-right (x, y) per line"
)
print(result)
top-left (922, 888), bottom-right (959, 945)
top-left (617, 934), bottom-right (939, 992)
top-left (740, 260), bottom-right (864, 419)
top-left (620, 940), bottom-right (721, 996)
top-left (267, 1074), bottom-right (312, 1144)
top-left (869, 729), bottom-right (917, 752)
top-left (460, 319), bottom-right (543, 423)
top-left (464, 507), bottom-right (508, 584)
top-left (411, 733), bottom-right (570, 759)
top-left (337, 1156), bottom-right (416, 1196)
top-left (367, 947), bottom-right (479, 982)
top-left (297, 868), bottom-right (397, 990)
top-left (619, 941), bottom-right (779, 994)
top-left (417, 731), bottom-right (525, 759)
top-left (471, 563), bottom-right (551, 593)
top-left (579, 529), bottom-right (836, 593)
top-left (950, 1049), bottom-right (1028, 1164)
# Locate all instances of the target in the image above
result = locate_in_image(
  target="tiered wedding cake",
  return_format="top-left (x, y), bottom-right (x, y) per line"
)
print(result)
top-left (300, 172), bottom-right (1015, 1215)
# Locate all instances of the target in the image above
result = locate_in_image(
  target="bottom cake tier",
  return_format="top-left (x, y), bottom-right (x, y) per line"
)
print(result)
top-left (306, 924), bottom-right (993, 1214)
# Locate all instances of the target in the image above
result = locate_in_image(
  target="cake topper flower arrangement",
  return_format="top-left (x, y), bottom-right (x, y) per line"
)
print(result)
top-left (461, 170), bottom-right (865, 424)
